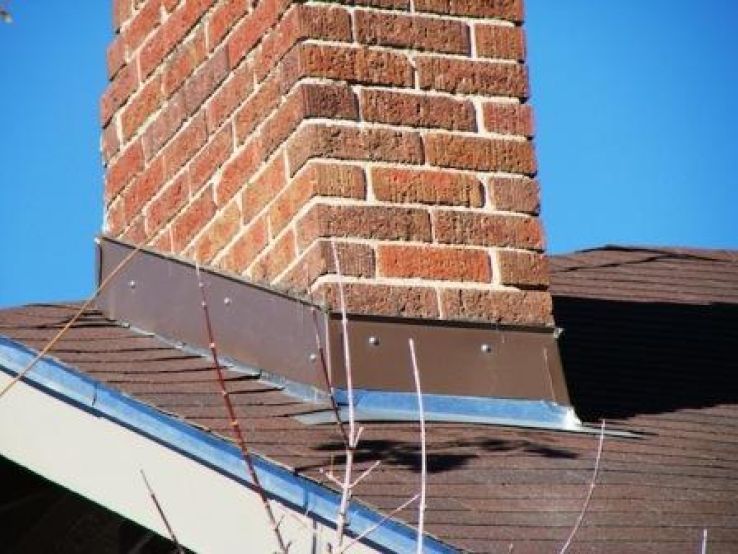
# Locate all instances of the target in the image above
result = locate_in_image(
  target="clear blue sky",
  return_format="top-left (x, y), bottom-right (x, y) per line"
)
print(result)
top-left (1, 1), bottom-right (736, 308)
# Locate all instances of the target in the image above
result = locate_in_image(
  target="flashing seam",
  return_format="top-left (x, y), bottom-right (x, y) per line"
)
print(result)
top-left (0, 335), bottom-right (457, 554)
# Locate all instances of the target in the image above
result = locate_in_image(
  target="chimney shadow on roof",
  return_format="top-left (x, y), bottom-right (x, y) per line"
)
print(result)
top-left (306, 435), bottom-right (579, 475)
top-left (554, 296), bottom-right (738, 421)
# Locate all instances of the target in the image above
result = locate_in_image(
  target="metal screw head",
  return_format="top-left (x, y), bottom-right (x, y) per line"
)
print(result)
top-left (223, 297), bottom-right (232, 306)
top-left (128, 280), bottom-right (136, 289)
top-left (308, 353), bottom-right (318, 363)
top-left (368, 336), bottom-right (380, 347)
top-left (481, 343), bottom-right (493, 354)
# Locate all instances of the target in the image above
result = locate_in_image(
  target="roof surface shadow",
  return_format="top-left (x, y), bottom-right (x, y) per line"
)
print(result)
top-left (555, 296), bottom-right (738, 421)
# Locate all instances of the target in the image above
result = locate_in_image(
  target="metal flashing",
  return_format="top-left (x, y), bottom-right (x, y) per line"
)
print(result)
top-left (296, 389), bottom-right (635, 437)
top-left (0, 335), bottom-right (457, 554)
top-left (95, 237), bottom-right (572, 406)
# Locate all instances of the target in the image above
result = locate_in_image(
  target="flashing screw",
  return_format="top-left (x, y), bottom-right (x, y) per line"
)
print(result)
top-left (223, 297), bottom-right (232, 306)
top-left (368, 336), bottom-right (380, 347)
top-left (308, 353), bottom-right (318, 363)
top-left (481, 343), bottom-right (493, 354)
top-left (128, 280), bottom-right (136, 290)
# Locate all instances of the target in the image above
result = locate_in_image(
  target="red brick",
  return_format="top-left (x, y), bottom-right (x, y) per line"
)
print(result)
top-left (476, 24), bottom-right (526, 61)
top-left (372, 167), bottom-right (483, 207)
top-left (216, 139), bottom-right (261, 206)
top-left (270, 162), bottom-right (366, 234)
top-left (361, 89), bottom-right (475, 131)
top-left (206, 61), bottom-right (254, 133)
top-left (378, 244), bottom-right (491, 282)
top-left (106, 198), bottom-right (126, 236)
top-left (287, 124), bottom-right (424, 175)
top-left (105, 141), bottom-right (144, 201)
top-left (242, 154), bottom-right (287, 223)
top-left (142, 90), bottom-right (187, 160)
top-left (234, 71), bottom-right (283, 144)
top-left (250, 229), bottom-right (296, 282)
top-left (330, 0), bottom-right (409, 7)
top-left (424, 133), bottom-right (536, 174)
top-left (254, 4), bottom-right (352, 82)
top-left (416, 56), bottom-right (528, 98)
top-left (124, 0), bottom-right (161, 54)
top-left (226, 0), bottom-right (291, 67)
top-left (121, 75), bottom-right (163, 140)
top-left (182, 47), bottom-right (229, 115)
top-left (100, 63), bottom-right (137, 125)
top-left (496, 249), bottom-right (549, 287)
top-left (338, 0), bottom-right (409, 7)
top-left (355, 10), bottom-right (470, 54)
top-left (433, 210), bottom-right (544, 250)
top-left (162, 0), bottom-right (180, 12)
top-left (188, 201), bottom-right (241, 263)
top-left (296, 203), bottom-right (432, 248)
top-left (415, 0), bottom-right (523, 22)
top-left (145, 171), bottom-right (190, 233)
top-left (440, 289), bottom-right (554, 326)
top-left (138, 0), bottom-right (215, 80)
top-left (259, 82), bottom-right (359, 160)
top-left (101, 122), bottom-right (121, 164)
top-left (123, 156), bottom-right (166, 221)
top-left (298, 43), bottom-right (414, 87)
top-left (190, 124), bottom-right (233, 193)
top-left (151, 228), bottom-right (173, 253)
top-left (488, 176), bottom-right (540, 214)
top-left (162, 112), bottom-right (208, 179)
top-left (483, 102), bottom-right (534, 137)
top-left (300, 82), bottom-right (359, 121)
top-left (162, 30), bottom-right (207, 96)
top-left (220, 216), bottom-right (268, 273)
top-left (207, 0), bottom-right (249, 51)
top-left (113, 0), bottom-right (132, 31)
top-left (277, 240), bottom-right (375, 293)
top-left (314, 282), bottom-right (439, 319)
top-left (171, 186), bottom-right (217, 249)
top-left (123, 216), bottom-right (147, 243)
top-left (106, 37), bottom-right (126, 79)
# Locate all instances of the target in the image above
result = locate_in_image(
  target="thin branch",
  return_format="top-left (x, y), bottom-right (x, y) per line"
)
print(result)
top-left (340, 494), bottom-right (420, 553)
top-left (331, 241), bottom-right (356, 445)
top-left (701, 528), bottom-right (708, 554)
top-left (408, 338), bottom-right (427, 554)
top-left (331, 240), bottom-right (357, 549)
top-left (194, 264), bottom-right (289, 554)
top-left (350, 460), bottom-right (381, 491)
top-left (140, 469), bottom-right (185, 554)
top-left (309, 306), bottom-right (349, 449)
top-left (559, 420), bottom-right (606, 554)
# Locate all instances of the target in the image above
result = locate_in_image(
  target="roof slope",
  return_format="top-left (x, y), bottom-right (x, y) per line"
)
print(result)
top-left (2, 245), bottom-right (738, 553)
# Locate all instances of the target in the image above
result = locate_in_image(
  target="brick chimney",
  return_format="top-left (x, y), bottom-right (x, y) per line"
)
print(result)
top-left (101, 0), bottom-right (552, 329)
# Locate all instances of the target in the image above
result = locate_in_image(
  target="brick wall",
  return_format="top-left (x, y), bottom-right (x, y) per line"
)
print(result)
top-left (101, 0), bottom-right (553, 327)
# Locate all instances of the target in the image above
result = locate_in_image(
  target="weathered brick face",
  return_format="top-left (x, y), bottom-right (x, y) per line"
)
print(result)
top-left (102, 0), bottom-right (554, 327)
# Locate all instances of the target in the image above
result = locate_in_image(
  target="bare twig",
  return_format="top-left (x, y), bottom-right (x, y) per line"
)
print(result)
top-left (194, 264), bottom-right (289, 554)
top-left (349, 460), bottom-right (382, 491)
top-left (408, 338), bottom-right (427, 554)
top-left (330, 240), bottom-right (357, 550)
top-left (0, 244), bottom-right (142, 400)
top-left (701, 528), bottom-right (708, 554)
top-left (559, 420), bottom-right (606, 554)
top-left (140, 469), bottom-right (185, 554)
top-left (340, 494), bottom-right (420, 552)
top-left (309, 306), bottom-right (349, 448)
